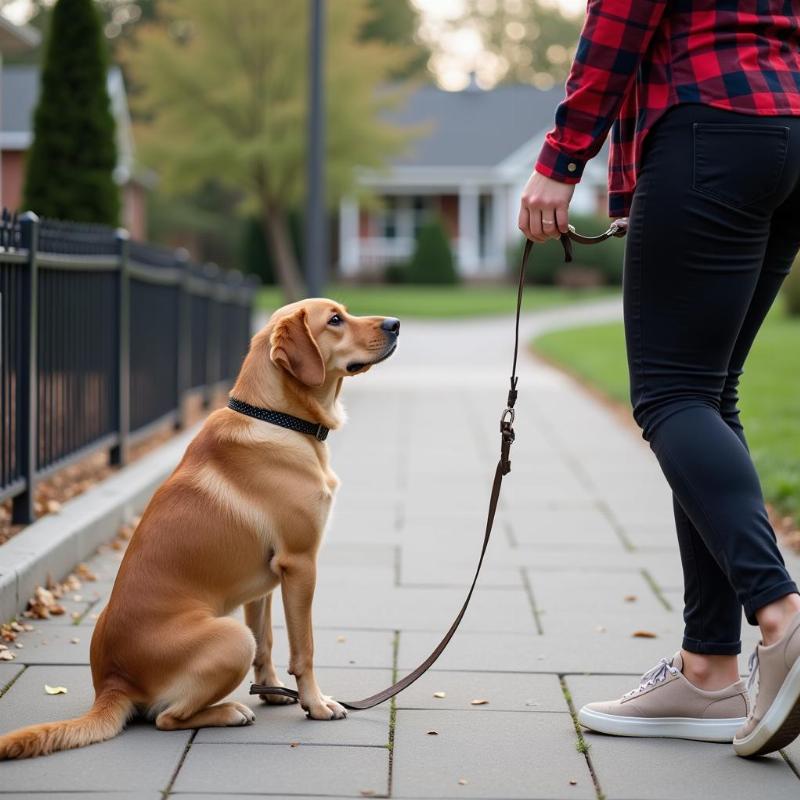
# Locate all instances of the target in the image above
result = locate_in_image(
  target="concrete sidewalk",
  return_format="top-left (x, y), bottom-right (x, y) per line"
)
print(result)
top-left (2, 299), bottom-right (800, 799)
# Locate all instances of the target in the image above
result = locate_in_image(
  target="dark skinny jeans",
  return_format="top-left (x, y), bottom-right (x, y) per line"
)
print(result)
top-left (624, 103), bottom-right (800, 656)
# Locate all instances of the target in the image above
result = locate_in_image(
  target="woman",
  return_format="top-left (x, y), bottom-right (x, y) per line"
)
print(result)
top-left (519, 1), bottom-right (800, 757)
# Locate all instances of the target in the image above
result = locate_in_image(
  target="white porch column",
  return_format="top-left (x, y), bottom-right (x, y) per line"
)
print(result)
top-left (489, 184), bottom-right (508, 275)
top-left (457, 184), bottom-right (480, 276)
top-left (338, 196), bottom-right (360, 277)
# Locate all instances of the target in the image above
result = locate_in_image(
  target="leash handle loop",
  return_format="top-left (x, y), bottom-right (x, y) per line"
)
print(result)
top-left (250, 220), bottom-right (627, 713)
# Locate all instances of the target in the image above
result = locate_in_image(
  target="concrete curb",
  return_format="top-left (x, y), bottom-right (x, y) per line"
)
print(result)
top-left (0, 423), bottom-right (201, 623)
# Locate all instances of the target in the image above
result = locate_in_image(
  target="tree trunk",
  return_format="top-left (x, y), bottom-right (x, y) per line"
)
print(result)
top-left (263, 204), bottom-right (305, 302)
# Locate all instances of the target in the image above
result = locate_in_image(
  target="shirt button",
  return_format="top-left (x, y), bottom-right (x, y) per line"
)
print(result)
top-left (567, 162), bottom-right (577, 173)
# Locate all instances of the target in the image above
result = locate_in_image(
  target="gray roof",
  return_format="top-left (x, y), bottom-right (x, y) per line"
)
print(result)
top-left (0, 16), bottom-right (40, 54)
top-left (386, 83), bottom-right (564, 168)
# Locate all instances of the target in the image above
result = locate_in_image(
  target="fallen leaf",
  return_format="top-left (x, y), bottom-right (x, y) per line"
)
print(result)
top-left (72, 595), bottom-right (83, 602)
top-left (44, 685), bottom-right (68, 695)
top-left (470, 698), bottom-right (489, 706)
top-left (632, 630), bottom-right (657, 639)
top-left (360, 791), bottom-right (376, 798)
top-left (14, 643), bottom-right (23, 649)
top-left (624, 595), bottom-right (637, 602)
top-left (289, 741), bottom-right (300, 748)
top-left (0, 651), bottom-right (15, 661)
top-left (76, 564), bottom-right (97, 582)
top-left (336, 635), bottom-right (346, 643)
top-left (70, 638), bottom-right (80, 645)
top-left (426, 730), bottom-right (439, 736)
top-left (45, 500), bottom-right (62, 514)
top-left (433, 691), bottom-right (446, 699)
top-left (458, 778), bottom-right (469, 786)
top-left (569, 779), bottom-right (577, 786)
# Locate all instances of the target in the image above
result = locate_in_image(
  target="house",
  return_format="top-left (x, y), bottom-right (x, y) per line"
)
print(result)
top-left (0, 64), bottom-right (151, 239)
top-left (0, 15), bottom-right (39, 210)
top-left (339, 81), bottom-right (607, 279)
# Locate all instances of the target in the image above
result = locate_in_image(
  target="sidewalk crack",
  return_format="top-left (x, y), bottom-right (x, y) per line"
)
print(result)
top-left (560, 675), bottom-right (605, 800)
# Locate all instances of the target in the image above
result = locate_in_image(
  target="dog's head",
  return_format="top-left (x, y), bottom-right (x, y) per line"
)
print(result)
top-left (268, 298), bottom-right (399, 388)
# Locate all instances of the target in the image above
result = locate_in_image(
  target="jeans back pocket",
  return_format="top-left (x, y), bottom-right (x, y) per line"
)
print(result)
top-left (692, 122), bottom-right (789, 210)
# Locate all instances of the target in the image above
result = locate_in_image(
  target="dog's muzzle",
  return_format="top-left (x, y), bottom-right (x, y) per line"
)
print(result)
top-left (346, 320), bottom-right (399, 373)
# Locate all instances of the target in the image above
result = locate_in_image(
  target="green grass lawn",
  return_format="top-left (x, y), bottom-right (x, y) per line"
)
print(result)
top-left (257, 284), bottom-right (616, 319)
top-left (533, 308), bottom-right (800, 523)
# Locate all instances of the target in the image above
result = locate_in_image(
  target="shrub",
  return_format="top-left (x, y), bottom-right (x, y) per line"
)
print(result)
top-left (406, 218), bottom-right (459, 285)
top-left (24, 0), bottom-right (119, 224)
top-left (783, 255), bottom-right (800, 316)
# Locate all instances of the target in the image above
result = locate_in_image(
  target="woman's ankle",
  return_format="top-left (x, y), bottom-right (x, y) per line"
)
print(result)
top-left (680, 649), bottom-right (740, 691)
top-left (756, 593), bottom-right (800, 646)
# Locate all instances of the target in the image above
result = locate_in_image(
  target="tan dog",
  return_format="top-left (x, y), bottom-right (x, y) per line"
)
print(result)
top-left (0, 299), bottom-right (400, 759)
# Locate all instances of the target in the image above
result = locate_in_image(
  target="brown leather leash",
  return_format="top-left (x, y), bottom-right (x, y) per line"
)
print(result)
top-left (250, 218), bottom-right (629, 713)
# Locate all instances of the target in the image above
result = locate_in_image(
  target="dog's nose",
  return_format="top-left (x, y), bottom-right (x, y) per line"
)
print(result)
top-left (381, 317), bottom-right (400, 335)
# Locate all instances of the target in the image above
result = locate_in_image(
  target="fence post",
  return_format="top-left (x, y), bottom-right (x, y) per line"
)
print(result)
top-left (110, 229), bottom-right (130, 466)
top-left (203, 264), bottom-right (220, 409)
top-left (174, 248), bottom-right (191, 429)
top-left (11, 212), bottom-right (39, 524)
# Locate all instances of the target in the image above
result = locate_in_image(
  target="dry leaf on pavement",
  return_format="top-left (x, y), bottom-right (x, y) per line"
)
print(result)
top-left (433, 691), bottom-right (446, 698)
top-left (470, 698), bottom-right (489, 705)
top-left (44, 685), bottom-right (68, 695)
top-left (632, 630), bottom-right (657, 638)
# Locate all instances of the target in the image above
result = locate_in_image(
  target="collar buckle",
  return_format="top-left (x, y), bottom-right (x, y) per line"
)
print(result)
top-left (315, 424), bottom-right (329, 441)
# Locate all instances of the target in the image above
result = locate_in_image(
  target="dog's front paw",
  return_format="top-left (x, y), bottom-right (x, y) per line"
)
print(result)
top-left (303, 695), bottom-right (347, 721)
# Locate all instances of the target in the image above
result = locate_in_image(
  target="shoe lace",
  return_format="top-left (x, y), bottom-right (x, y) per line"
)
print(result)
top-left (623, 656), bottom-right (679, 699)
top-left (746, 647), bottom-right (760, 699)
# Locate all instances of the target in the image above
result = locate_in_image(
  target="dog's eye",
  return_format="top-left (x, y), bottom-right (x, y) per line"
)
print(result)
top-left (328, 314), bottom-right (343, 327)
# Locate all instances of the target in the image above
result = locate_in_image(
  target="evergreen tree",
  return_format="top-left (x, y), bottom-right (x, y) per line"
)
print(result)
top-left (24, 0), bottom-right (119, 224)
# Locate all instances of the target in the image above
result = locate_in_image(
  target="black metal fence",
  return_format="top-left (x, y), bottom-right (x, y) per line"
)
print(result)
top-left (1, 211), bottom-right (258, 524)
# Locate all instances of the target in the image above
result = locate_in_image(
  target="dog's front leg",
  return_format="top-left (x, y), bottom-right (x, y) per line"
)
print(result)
top-left (244, 594), bottom-right (296, 705)
top-left (276, 554), bottom-right (346, 720)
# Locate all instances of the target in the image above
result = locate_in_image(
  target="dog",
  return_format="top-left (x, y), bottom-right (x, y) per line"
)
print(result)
top-left (0, 298), bottom-right (400, 759)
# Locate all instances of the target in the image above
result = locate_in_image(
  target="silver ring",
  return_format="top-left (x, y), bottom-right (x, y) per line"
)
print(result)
top-left (542, 218), bottom-right (554, 225)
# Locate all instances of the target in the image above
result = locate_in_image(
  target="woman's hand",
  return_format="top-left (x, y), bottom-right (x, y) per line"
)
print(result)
top-left (519, 170), bottom-right (575, 242)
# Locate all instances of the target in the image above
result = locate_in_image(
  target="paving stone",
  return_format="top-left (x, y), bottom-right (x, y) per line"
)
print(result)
top-left (0, 666), bottom-right (189, 792)
top-left (529, 569), bottom-right (666, 615)
top-left (396, 670), bottom-right (567, 713)
top-left (272, 581), bottom-right (536, 634)
top-left (398, 629), bottom-right (674, 674)
top-left (13, 626), bottom-right (91, 664)
top-left (0, 662), bottom-right (23, 693)
top-left (392, 709), bottom-right (594, 798)
top-left (173, 742), bottom-right (389, 796)
top-left (0, 794), bottom-right (159, 800)
top-left (195, 668), bottom-right (392, 746)
top-left (507, 507), bottom-right (623, 547)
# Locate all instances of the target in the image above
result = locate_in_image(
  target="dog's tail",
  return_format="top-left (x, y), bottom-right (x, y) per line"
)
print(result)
top-left (0, 688), bottom-right (134, 760)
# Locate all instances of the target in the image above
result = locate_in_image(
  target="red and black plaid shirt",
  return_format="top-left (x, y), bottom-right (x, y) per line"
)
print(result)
top-left (535, 1), bottom-right (800, 217)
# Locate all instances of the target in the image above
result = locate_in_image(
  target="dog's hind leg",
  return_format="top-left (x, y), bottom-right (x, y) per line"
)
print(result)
top-left (245, 593), bottom-right (295, 705)
top-left (154, 616), bottom-right (256, 731)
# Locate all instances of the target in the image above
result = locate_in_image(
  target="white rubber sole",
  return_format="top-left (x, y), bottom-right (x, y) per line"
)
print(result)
top-left (733, 656), bottom-right (800, 757)
top-left (578, 706), bottom-right (746, 743)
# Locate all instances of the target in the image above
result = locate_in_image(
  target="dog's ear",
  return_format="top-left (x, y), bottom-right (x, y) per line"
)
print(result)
top-left (269, 308), bottom-right (326, 387)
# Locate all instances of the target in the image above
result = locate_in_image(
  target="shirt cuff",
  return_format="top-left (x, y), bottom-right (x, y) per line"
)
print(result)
top-left (534, 140), bottom-right (586, 184)
top-left (608, 191), bottom-right (631, 219)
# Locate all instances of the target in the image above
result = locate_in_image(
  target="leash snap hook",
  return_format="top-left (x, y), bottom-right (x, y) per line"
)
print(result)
top-left (500, 406), bottom-right (515, 428)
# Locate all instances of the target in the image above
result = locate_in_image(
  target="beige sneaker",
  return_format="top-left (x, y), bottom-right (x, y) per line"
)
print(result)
top-left (733, 611), bottom-right (800, 757)
top-left (578, 653), bottom-right (749, 742)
